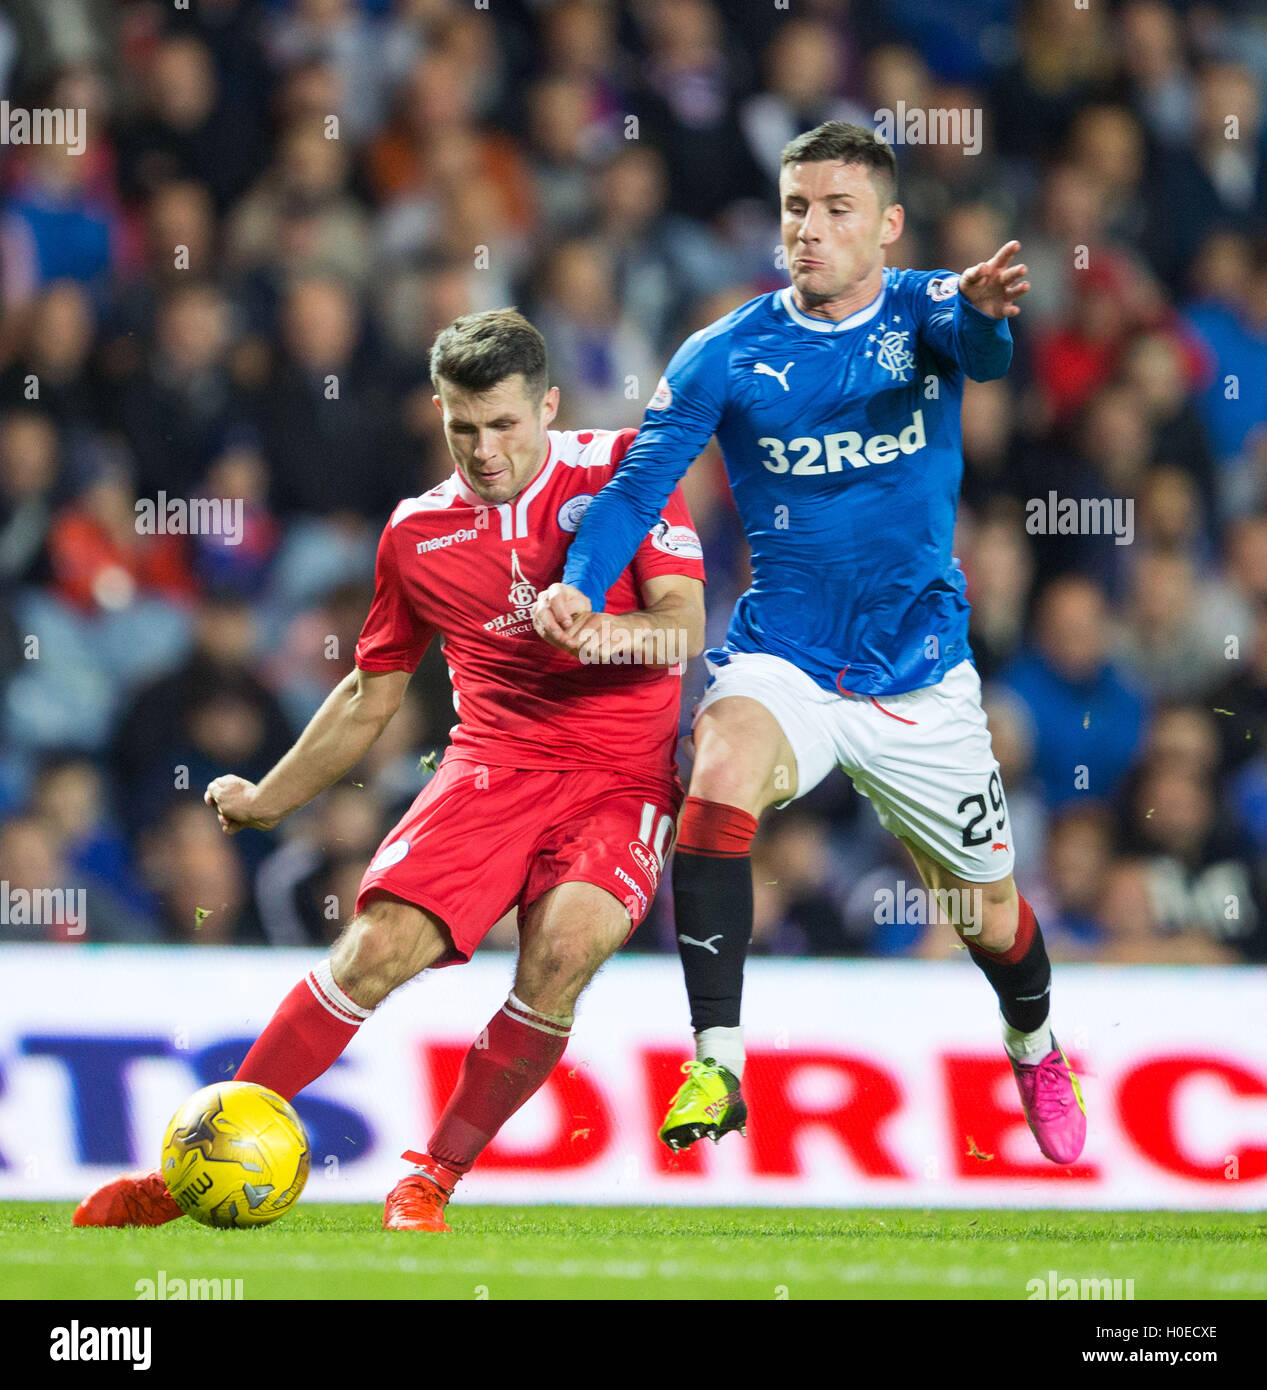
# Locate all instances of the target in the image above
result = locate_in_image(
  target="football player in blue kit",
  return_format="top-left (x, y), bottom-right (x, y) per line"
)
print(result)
top-left (534, 122), bottom-right (1086, 1166)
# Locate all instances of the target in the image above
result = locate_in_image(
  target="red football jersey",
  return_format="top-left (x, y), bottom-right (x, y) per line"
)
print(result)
top-left (355, 427), bottom-right (706, 779)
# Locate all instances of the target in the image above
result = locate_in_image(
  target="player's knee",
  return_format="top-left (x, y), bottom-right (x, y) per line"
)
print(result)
top-left (522, 926), bottom-right (597, 988)
top-left (691, 708), bottom-right (793, 813)
top-left (962, 881), bottom-right (1020, 953)
top-left (331, 902), bottom-right (436, 1003)
top-left (690, 739), bottom-right (774, 813)
top-left (518, 922), bottom-right (606, 1006)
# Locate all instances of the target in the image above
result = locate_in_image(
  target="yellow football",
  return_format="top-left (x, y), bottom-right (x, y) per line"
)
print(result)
top-left (160, 1081), bottom-right (310, 1228)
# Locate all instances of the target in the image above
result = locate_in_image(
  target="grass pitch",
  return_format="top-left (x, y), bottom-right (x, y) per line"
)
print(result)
top-left (1, 1204), bottom-right (1262, 1300)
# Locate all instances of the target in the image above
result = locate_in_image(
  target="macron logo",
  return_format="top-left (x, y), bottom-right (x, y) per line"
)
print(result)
top-left (754, 361), bottom-right (794, 391)
top-left (417, 529), bottom-right (478, 554)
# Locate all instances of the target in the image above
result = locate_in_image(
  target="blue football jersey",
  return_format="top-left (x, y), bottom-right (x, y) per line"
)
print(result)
top-left (562, 267), bottom-right (1014, 695)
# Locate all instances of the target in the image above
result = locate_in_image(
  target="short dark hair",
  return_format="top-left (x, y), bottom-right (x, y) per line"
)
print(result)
top-left (429, 309), bottom-right (549, 401)
top-left (780, 121), bottom-right (898, 207)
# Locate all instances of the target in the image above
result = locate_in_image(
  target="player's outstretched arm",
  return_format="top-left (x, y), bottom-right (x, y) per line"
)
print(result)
top-left (205, 667), bottom-right (411, 833)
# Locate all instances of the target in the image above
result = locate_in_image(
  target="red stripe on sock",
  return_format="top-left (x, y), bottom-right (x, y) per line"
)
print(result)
top-left (306, 971), bottom-right (364, 1026)
top-left (675, 797), bottom-right (759, 857)
top-left (503, 997), bottom-right (570, 1036)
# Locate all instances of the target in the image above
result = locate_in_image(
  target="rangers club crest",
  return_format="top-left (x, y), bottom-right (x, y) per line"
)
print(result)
top-left (865, 317), bottom-right (916, 383)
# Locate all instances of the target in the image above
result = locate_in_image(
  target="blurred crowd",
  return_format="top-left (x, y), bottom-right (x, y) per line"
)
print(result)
top-left (2, 0), bottom-right (1267, 966)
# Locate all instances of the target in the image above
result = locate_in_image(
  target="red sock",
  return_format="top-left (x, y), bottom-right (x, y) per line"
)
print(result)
top-left (676, 796), bottom-right (760, 856)
top-left (423, 993), bottom-right (571, 1175)
top-left (965, 892), bottom-right (1037, 966)
top-left (235, 960), bottom-right (372, 1100)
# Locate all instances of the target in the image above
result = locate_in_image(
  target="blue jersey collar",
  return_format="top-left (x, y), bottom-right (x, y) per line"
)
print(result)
top-left (778, 282), bottom-right (886, 333)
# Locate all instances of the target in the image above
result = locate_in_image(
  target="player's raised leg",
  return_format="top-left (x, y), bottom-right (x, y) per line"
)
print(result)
top-left (659, 696), bottom-right (795, 1151)
top-left (236, 893), bottom-right (452, 1095)
top-left (902, 840), bottom-right (1086, 1164)
top-left (72, 896), bottom-right (451, 1227)
top-left (384, 881), bottom-right (632, 1230)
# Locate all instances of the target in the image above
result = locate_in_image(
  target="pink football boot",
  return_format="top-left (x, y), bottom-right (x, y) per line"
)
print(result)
top-left (1010, 1041), bottom-right (1087, 1164)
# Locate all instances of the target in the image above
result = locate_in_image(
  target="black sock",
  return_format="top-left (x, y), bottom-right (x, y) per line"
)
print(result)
top-left (967, 905), bottom-right (1052, 1035)
top-left (672, 846), bottom-right (752, 1032)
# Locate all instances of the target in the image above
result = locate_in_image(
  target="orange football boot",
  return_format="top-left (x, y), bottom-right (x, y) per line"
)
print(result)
top-left (382, 1151), bottom-right (459, 1231)
top-left (73, 1170), bottom-right (183, 1227)
top-left (382, 1175), bottom-right (453, 1231)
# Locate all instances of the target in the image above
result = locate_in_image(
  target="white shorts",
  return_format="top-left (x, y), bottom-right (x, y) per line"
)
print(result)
top-left (694, 652), bottom-right (1015, 882)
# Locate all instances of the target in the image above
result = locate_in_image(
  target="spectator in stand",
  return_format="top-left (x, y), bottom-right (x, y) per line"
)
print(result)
top-left (0, 410), bottom-right (63, 590)
top-left (260, 275), bottom-right (404, 521)
top-left (749, 813), bottom-right (860, 958)
top-left (0, 813), bottom-right (86, 942)
top-left (106, 179), bottom-right (217, 348)
top-left (29, 754), bottom-right (157, 938)
top-left (631, 0), bottom-right (760, 222)
top-left (265, 579), bottom-right (375, 730)
top-left (981, 685), bottom-right (1047, 894)
top-left (111, 280), bottom-right (247, 499)
top-left (1066, 104), bottom-right (1150, 256)
top-left (1115, 549), bottom-right (1243, 701)
top-left (527, 75), bottom-right (606, 238)
top-left (268, 0), bottom-right (394, 149)
top-left (1184, 235), bottom-right (1267, 515)
top-left (531, 238), bottom-right (659, 430)
top-left (0, 281), bottom-right (101, 434)
top-left (1145, 61), bottom-right (1267, 290)
top-left (958, 377), bottom-right (1027, 512)
top-left (539, 0), bottom-right (629, 142)
top-left (964, 502), bottom-right (1035, 680)
top-left (0, 132), bottom-right (117, 306)
top-left (739, 19), bottom-right (868, 199)
top-left (226, 121), bottom-right (372, 293)
top-left (139, 799), bottom-right (259, 943)
top-left (110, 591), bottom-right (293, 837)
top-left (115, 32), bottom-right (261, 214)
top-left (1115, 0), bottom-right (1196, 148)
top-left (46, 463), bottom-right (198, 615)
top-left (1002, 575), bottom-right (1148, 808)
top-left (990, 0), bottom-right (1115, 162)
top-left (1209, 603), bottom-right (1267, 774)
top-left (255, 782), bottom-right (388, 946)
top-left (1120, 762), bottom-right (1264, 961)
top-left (367, 54), bottom-right (535, 235)
top-left (590, 146), bottom-right (738, 355)
top-left (1030, 802), bottom-right (1118, 957)
top-left (191, 437), bottom-right (281, 599)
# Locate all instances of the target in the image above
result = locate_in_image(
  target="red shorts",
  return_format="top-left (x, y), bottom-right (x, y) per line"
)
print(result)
top-left (355, 757), bottom-right (682, 964)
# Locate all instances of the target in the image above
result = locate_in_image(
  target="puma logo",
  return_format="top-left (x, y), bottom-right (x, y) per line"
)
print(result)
top-left (678, 933), bottom-right (723, 955)
top-left (753, 360), bottom-right (794, 391)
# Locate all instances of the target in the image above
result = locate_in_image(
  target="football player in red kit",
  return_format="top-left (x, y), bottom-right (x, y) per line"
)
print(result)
top-left (74, 309), bottom-right (705, 1232)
